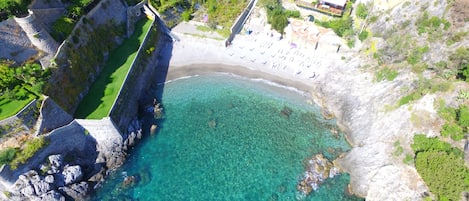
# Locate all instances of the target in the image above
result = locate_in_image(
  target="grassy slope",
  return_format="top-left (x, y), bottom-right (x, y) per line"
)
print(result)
top-left (74, 18), bottom-right (152, 119)
top-left (0, 89), bottom-right (37, 120)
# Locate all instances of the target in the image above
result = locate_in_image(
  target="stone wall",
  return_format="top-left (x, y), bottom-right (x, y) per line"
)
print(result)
top-left (46, 0), bottom-right (134, 114)
top-left (0, 19), bottom-right (38, 64)
top-left (0, 99), bottom-right (39, 129)
top-left (14, 11), bottom-right (59, 68)
top-left (226, 0), bottom-right (257, 44)
top-left (110, 15), bottom-right (171, 134)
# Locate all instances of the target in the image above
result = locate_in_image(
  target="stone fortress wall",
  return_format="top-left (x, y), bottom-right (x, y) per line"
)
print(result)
top-left (0, 1), bottom-right (172, 200)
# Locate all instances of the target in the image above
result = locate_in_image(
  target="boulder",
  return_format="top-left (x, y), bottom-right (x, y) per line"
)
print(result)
top-left (47, 154), bottom-right (63, 174)
top-left (44, 175), bottom-right (55, 184)
top-left (32, 180), bottom-right (52, 196)
top-left (61, 165), bottom-right (83, 185)
top-left (59, 182), bottom-right (89, 201)
top-left (40, 190), bottom-right (65, 201)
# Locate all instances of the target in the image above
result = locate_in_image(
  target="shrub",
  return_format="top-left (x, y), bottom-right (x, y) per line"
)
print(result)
top-left (0, 148), bottom-right (17, 165)
top-left (52, 16), bottom-right (75, 41)
top-left (441, 122), bottom-right (464, 140)
top-left (457, 105), bottom-right (469, 128)
top-left (181, 10), bottom-right (192, 21)
top-left (355, 3), bottom-right (368, 19)
top-left (10, 137), bottom-right (49, 169)
top-left (411, 134), bottom-right (463, 157)
top-left (358, 30), bottom-right (369, 41)
top-left (415, 150), bottom-right (469, 201)
top-left (285, 9), bottom-right (300, 18)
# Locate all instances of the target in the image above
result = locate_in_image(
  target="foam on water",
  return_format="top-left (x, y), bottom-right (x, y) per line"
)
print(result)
top-left (89, 74), bottom-right (363, 201)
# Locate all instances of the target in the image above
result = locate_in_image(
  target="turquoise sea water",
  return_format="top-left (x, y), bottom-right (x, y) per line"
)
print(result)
top-left (90, 74), bottom-right (362, 201)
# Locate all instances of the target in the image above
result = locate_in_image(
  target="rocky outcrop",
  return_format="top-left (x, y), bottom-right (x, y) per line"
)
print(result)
top-left (310, 57), bottom-right (429, 200)
top-left (297, 154), bottom-right (340, 195)
top-left (8, 155), bottom-right (89, 201)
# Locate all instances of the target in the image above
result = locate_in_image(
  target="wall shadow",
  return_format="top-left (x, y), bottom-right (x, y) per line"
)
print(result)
top-left (139, 16), bottom-right (174, 136)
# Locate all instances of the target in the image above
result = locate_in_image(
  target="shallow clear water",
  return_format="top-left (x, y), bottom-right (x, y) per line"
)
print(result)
top-left (90, 74), bottom-right (362, 201)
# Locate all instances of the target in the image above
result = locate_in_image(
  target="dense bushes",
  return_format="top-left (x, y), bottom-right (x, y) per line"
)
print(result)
top-left (411, 134), bottom-right (469, 200)
top-left (415, 150), bottom-right (469, 201)
top-left (0, 62), bottom-right (50, 96)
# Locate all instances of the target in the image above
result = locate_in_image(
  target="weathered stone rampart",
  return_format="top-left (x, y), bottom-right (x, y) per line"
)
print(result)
top-left (14, 11), bottom-right (59, 68)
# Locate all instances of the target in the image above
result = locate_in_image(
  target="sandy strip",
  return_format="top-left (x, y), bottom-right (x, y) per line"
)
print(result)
top-left (167, 63), bottom-right (316, 94)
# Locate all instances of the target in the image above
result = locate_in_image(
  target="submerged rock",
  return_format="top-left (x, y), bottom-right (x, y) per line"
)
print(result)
top-left (297, 154), bottom-right (340, 196)
top-left (280, 106), bottom-right (293, 119)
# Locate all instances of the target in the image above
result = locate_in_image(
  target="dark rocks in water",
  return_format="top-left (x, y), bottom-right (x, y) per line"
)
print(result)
top-left (281, 106), bottom-right (293, 119)
top-left (297, 154), bottom-right (340, 196)
top-left (121, 175), bottom-right (137, 188)
top-left (150, 124), bottom-right (158, 135)
top-left (153, 103), bottom-right (164, 119)
top-left (321, 107), bottom-right (335, 119)
top-left (40, 190), bottom-right (66, 201)
top-left (58, 181), bottom-right (89, 201)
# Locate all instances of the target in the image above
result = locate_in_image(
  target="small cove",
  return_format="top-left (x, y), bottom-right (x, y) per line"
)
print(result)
top-left (89, 73), bottom-right (362, 201)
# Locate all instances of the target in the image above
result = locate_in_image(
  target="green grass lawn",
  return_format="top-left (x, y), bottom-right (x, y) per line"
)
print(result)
top-left (0, 89), bottom-right (37, 120)
top-left (74, 18), bottom-right (153, 119)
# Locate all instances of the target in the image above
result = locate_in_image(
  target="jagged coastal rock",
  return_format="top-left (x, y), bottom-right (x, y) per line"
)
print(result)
top-left (297, 154), bottom-right (340, 195)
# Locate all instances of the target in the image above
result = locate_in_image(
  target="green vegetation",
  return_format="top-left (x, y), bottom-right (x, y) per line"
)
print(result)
top-left (416, 11), bottom-right (450, 36)
top-left (266, 5), bottom-right (288, 35)
top-left (358, 30), bottom-right (369, 41)
top-left (411, 134), bottom-right (463, 161)
top-left (74, 19), bottom-right (152, 119)
top-left (45, 20), bottom-right (127, 112)
top-left (411, 136), bottom-right (469, 201)
top-left (415, 151), bottom-right (468, 201)
top-left (375, 67), bottom-right (398, 82)
top-left (7, 137), bottom-right (49, 169)
top-left (393, 140), bottom-right (403, 156)
top-left (51, 0), bottom-right (96, 41)
top-left (0, 62), bottom-right (48, 120)
top-left (406, 45), bottom-right (429, 66)
top-left (259, 0), bottom-right (300, 35)
top-left (397, 77), bottom-right (452, 107)
top-left (437, 100), bottom-right (469, 141)
top-left (355, 3), bottom-right (368, 19)
top-left (0, 0), bottom-right (32, 21)
top-left (314, 2), bottom-right (355, 47)
top-left (0, 147), bottom-right (17, 165)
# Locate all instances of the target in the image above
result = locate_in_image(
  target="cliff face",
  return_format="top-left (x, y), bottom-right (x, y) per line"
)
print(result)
top-left (311, 57), bottom-right (428, 200)
top-left (314, 0), bottom-right (469, 200)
